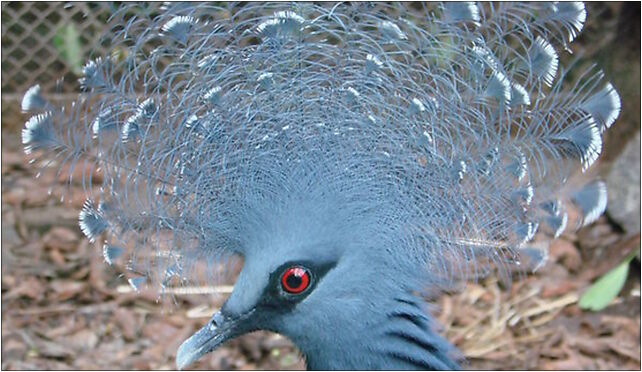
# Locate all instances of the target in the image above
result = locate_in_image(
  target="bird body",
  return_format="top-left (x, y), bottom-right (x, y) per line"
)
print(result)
top-left (21, 2), bottom-right (620, 369)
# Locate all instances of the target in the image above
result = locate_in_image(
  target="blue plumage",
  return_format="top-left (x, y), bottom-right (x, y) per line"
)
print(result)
top-left (21, 2), bottom-right (620, 369)
top-left (21, 84), bottom-right (49, 112)
top-left (102, 244), bottom-right (125, 266)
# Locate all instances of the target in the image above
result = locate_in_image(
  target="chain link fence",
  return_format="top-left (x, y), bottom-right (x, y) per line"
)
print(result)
top-left (0, 2), bottom-right (635, 135)
top-left (1, 2), bottom-right (159, 128)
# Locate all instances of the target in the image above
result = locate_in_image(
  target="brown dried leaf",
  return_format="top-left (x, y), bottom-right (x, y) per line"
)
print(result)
top-left (4, 276), bottom-right (45, 300)
top-left (49, 280), bottom-right (86, 301)
top-left (49, 248), bottom-right (66, 266)
top-left (3, 187), bottom-right (27, 205)
top-left (43, 227), bottom-right (79, 251)
top-left (602, 336), bottom-right (641, 361)
top-left (43, 316), bottom-right (83, 339)
top-left (2, 150), bottom-right (25, 173)
top-left (34, 338), bottom-right (74, 359)
top-left (20, 206), bottom-right (78, 229)
top-left (114, 308), bottom-right (138, 341)
top-left (2, 338), bottom-right (27, 361)
top-left (141, 320), bottom-right (180, 344)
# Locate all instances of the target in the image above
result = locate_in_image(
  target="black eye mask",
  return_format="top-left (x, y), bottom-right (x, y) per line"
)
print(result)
top-left (258, 260), bottom-right (337, 311)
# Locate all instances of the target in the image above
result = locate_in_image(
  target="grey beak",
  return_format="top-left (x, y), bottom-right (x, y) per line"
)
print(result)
top-left (176, 311), bottom-right (232, 370)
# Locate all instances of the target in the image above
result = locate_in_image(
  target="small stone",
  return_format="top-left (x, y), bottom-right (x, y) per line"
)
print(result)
top-left (606, 131), bottom-right (641, 234)
top-left (66, 329), bottom-right (99, 351)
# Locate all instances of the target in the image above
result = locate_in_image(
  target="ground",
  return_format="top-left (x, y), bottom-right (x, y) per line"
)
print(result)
top-left (2, 129), bottom-right (640, 370)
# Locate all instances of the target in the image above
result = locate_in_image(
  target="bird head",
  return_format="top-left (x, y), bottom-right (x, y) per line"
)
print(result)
top-left (175, 227), bottom-right (452, 370)
top-left (173, 168), bottom-right (433, 368)
top-left (175, 251), bottom-right (342, 369)
top-left (173, 164), bottom-right (458, 369)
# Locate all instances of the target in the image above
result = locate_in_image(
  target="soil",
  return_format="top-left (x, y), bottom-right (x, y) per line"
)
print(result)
top-left (2, 129), bottom-right (640, 370)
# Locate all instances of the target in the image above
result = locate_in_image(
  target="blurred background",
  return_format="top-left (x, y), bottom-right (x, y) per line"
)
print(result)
top-left (1, 2), bottom-right (640, 370)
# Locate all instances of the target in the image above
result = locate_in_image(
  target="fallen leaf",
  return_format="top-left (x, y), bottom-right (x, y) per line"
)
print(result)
top-left (579, 254), bottom-right (635, 311)
top-left (49, 280), bottom-right (86, 301)
top-left (114, 308), bottom-right (138, 341)
top-left (49, 248), bottom-right (66, 266)
top-left (43, 227), bottom-right (79, 251)
top-left (4, 277), bottom-right (45, 300)
top-left (34, 338), bottom-right (74, 359)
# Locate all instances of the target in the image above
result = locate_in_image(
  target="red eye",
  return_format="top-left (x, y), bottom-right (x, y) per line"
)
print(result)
top-left (281, 267), bottom-right (310, 294)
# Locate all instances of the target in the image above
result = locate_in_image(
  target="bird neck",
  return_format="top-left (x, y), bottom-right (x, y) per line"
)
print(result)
top-left (296, 293), bottom-right (460, 370)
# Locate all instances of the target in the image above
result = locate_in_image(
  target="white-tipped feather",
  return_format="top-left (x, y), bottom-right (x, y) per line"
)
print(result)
top-left (511, 185), bottom-right (534, 206)
top-left (121, 114), bottom-right (141, 143)
top-left (161, 15), bottom-right (197, 44)
top-left (197, 54), bottom-right (219, 70)
top-left (92, 108), bottom-right (116, 138)
top-left (520, 245), bottom-right (549, 272)
top-left (580, 118), bottom-right (603, 171)
top-left (378, 20), bottom-right (408, 41)
top-left (552, 116), bottom-right (602, 171)
top-left (529, 37), bottom-right (559, 87)
top-left (572, 181), bottom-right (608, 226)
top-left (345, 87), bottom-right (360, 103)
top-left (582, 82), bottom-right (622, 131)
top-left (486, 71), bottom-right (511, 103)
top-left (454, 160), bottom-right (467, 181)
top-left (128, 276), bottom-right (147, 292)
top-left (443, 2), bottom-right (481, 25)
top-left (138, 97), bottom-right (157, 118)
top-left (422, 131), bottom-right (433, 145)
top-left (555, 2), bottom-right (587, 42)
top-left (553, 212), bottom-right (568, 238)
top-left (257, 72), bottom-right (274, 89)
top-left (257, 11), bottom-right (304, 38)
top-left (80, 57), bottom-right (108, 89)
top-left (410, 98), bottom-right (425, 114)
top-left (515, 222), bottom-right (539, 244)
top-left (22, 112), bottom-right (54, 154)
top-left (471, 44), bottom-right (499, 71)
top-left (505, 150), bottom-right (528, 181)
top-left (103, 244), bottom-right (124, 265)
top-left (510, 83), bottom-right (531, 106)
top-left (78, 199), bottom-right (108, 243)
top-left (203, 86), bottom-right (222, 105)
top-left (365, 54), bottom-right (384, 73)
top-left (21, 84), bottom-right (48, 112)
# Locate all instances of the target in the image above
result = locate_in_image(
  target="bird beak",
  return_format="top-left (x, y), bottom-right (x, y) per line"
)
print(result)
top-left (176, 310), bottom-right (236, 370)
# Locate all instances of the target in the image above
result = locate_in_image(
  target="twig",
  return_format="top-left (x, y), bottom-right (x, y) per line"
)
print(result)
top-left (519, 293), bottom-right (578, 318)
top-left (116, 284), bottom-right (234, 295)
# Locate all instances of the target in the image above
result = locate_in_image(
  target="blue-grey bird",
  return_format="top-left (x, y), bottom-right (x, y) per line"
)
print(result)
top-left (21, 2), bottom-right (620, 370)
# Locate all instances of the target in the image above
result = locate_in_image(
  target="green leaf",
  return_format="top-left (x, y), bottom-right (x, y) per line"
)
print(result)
top-left (579, 253), bottom-right (636, 311)
top-left (53, 24), bottom-right (83, 75)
